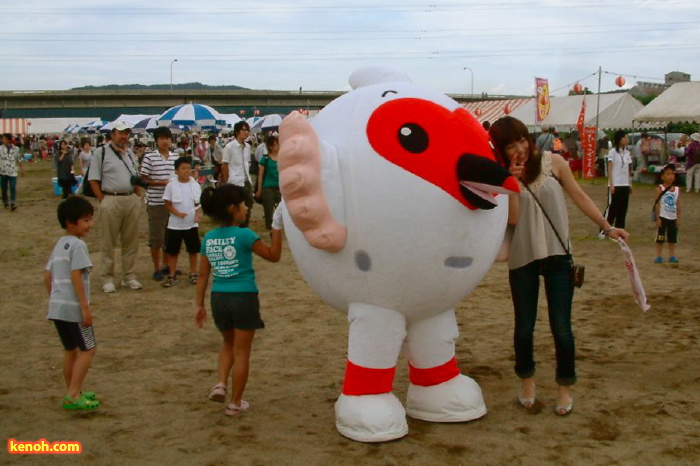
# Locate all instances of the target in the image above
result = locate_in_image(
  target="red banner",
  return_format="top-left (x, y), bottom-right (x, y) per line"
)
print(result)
top-left (582, 126), bottom-right (597, 179)
top-left (576, 97), bottom-right (586, 136)
top-left (535, 77), bottom-right (550, 123)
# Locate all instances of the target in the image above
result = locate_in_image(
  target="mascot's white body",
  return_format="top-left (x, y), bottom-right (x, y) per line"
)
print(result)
top-left (278, 67), bottom-right (518, 442)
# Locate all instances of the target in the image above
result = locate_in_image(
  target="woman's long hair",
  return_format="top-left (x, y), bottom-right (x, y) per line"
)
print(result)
top-left (613, 130), bottom-right (627, 151)
top-left (489, 116), bottom-right (541, 185)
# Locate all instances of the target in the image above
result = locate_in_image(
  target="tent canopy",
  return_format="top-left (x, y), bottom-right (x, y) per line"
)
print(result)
top-left (633, 81), bottom-right (700, 124)
top-left (509, 92), bottom-right (646, 131)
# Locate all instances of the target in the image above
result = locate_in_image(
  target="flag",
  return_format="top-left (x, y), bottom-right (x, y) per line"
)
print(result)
top-left (535, 77), bottom-right (550, 123)
top-left (615, 239), bottom-right (651, 312)
top-left (576, 97), bottom-right (586, 136)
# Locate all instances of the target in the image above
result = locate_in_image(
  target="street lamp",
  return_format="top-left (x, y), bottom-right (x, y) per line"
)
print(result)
top-left (170, 59), bottom-right (178, 92)
top-left (463, 66), bottom-right (473, 99)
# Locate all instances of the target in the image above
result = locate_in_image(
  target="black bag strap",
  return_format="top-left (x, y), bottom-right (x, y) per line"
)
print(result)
top-left (523, 184), bottom-right (571, 255)
top-left (653, 184), bottom-right (673, 208)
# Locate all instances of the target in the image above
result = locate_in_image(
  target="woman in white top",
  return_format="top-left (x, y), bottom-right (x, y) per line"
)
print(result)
top-left (606, 131), bottom-right (633, 229)
top-left (490, 117), bottom-right (629, 416)
top-left (78, 139), bottom-right (92, 176)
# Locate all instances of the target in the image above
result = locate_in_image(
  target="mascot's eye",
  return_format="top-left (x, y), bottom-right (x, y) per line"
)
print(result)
top-left (398, 123), bottom-right (429, 154)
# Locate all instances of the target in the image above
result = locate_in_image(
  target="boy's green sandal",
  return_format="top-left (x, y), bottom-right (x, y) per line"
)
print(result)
top-left (81, 391), bottom-right (98, 401)
top-left (62, 394), bottom-right (100, 410)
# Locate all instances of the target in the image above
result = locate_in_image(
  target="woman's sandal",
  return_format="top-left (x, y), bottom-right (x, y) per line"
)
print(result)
top-left (189, 273), bottom-right (199, 285)
top-left (224, 400), bottom-right (250, 417)
top-left (208, 383), bottom-right (227, 403)
top-left (554, 394), bottom-right (574, 416)
top-left (518, 382), bottom-right (536, 410)
top-left (62, 394), bottom-right (100, 411)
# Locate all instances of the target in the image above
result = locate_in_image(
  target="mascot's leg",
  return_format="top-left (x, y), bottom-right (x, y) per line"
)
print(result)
top-left (404, 309), bottom-right (487, 422)
top-left (335, 303), bottom-right (408, 442)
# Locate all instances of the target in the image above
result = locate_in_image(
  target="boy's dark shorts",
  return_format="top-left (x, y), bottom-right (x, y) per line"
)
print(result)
top-left (165, 227), bottom-right (201, 255)
top-left (656, 218), bottom-right (678, 244)
top-left (211, 292), bottom-right (264, 332)
top-left (53, 320), bottom-right (96, 351)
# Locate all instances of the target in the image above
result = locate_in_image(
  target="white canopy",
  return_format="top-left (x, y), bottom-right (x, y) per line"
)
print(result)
top-left (633, 81), bottom-right (700, 124)
top-left (509, 92), bottom-right (646, 131)
top-left (101, 114), bottom-right (156, 131)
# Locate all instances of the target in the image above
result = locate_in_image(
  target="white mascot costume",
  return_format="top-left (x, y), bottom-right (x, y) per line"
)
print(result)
top-left (278, 66), bottom-right (519, 442)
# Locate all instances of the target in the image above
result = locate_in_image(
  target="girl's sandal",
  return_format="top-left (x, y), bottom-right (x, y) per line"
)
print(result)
top-left (62, 394), bottom-right (100, 411)
top-left (208, 383), bottom-right (227, 403)
top-left (224, 400), bottom-right (250, 417)
top-left (189, 273), bottom-right (199, 285)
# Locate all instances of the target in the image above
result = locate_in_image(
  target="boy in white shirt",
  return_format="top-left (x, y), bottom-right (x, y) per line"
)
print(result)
top-left (162, 157), bottom-right (202, 287)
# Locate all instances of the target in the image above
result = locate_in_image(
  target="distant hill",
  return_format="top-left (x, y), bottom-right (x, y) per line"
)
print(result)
top-left (71, 82), bottom-right (248, 91)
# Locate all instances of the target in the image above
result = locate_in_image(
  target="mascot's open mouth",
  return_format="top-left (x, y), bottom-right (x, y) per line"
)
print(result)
top-left (457, 154), bottom-right (519, 210)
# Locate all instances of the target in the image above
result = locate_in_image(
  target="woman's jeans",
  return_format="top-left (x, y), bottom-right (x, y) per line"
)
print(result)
top-left (58, 178), bottom-right (74, 199)
top-left (509, 255), bottom-right (577, 386)
top-left (0, 175), bottom-right (17, 206)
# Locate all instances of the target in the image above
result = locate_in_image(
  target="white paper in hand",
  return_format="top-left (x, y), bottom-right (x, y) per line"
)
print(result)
top-left (615, 239), bottom-right (651, 312)
top-left (272, 204), bottom-right (284, 230)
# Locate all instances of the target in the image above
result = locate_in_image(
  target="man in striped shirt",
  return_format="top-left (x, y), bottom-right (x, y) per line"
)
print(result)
top-left (140, 126), bottom-right (176, 281)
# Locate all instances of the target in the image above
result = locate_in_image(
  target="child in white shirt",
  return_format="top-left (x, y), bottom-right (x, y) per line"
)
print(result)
top-left (162, 157), bottom-right (202, 287)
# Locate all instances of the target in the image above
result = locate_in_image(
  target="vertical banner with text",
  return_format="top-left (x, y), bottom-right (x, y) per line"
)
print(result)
top-left (582, 126), bottom-right (597, 179)
top-left (535, 77), bottom-right (550, 123)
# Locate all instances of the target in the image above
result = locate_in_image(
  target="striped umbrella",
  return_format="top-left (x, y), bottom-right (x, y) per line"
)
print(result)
top-left (157, 103), bottom-right (224, 129)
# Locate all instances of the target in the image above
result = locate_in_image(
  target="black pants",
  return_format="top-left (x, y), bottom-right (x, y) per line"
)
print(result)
top-left (606, 186), bottom-right (630, 229)
top-left (58, 178), bottom-right (74, 199)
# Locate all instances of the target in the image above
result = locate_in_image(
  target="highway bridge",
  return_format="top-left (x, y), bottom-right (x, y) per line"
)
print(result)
top-left (0, 89), bottom-right (476, 120)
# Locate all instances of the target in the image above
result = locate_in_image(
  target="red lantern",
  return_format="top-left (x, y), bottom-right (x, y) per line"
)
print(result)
top-left (239, 109), bottom-right (246, 116)
top-left (474, 108), bottom-right (483, 117)
top-left (253, 109), bottom-right (260, 116)
top-left (615, 76), bottom-right (626, 88)
top-left (573, 82), bottom-right (583, 94)
top-left (504, 103), bottom-right (512, 115)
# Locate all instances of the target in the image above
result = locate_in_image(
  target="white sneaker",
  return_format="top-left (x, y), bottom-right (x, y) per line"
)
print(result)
top-left (121, 278), bottom-right (143, 290)
top-left (102, 282), bottom-right (116, 293)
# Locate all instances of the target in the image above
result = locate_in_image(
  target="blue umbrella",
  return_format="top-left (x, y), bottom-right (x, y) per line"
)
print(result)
top-left (157, 103), bottom-right (224, 129)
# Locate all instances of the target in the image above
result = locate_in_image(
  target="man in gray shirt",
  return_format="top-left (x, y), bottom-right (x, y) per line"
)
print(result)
top-left (88, 122), bottom-right (145, 293)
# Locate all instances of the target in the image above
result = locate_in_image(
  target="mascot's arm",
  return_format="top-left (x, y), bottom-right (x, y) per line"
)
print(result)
top-left (278, 112), bottom-right (347, 252)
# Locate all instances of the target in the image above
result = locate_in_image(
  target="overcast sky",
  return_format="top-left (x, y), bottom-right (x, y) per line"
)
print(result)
top-left (2, 0), bottom-right (699, 96)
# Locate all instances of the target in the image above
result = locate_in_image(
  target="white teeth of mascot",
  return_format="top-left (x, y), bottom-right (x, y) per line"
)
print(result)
top-left (278, 66), bottom-right (516, 443)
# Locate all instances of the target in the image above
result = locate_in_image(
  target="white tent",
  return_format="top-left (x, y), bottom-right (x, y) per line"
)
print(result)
top-left (633, 81), bottom-right (700, 124)
top-left (509, 92), bottom-right (646, 131)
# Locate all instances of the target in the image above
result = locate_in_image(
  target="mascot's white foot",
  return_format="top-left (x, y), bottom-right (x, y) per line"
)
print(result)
top-left (335, 393), bottom-right (408, 442)
top-left (406, 374), bottom-right (487, 422)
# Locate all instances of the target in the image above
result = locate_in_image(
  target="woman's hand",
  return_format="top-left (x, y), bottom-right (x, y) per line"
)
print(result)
top-left (607, 227), bottom-right (630, 243)
top-left (508, 157), bottom-right (524, 180)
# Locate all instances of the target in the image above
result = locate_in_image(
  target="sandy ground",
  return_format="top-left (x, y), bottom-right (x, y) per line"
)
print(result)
top-left (1, 161), bottom-right (699, 466)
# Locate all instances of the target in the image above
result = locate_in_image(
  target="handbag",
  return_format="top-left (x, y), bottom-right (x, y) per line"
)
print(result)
top-left (524, 184), bottom-right (585, 288)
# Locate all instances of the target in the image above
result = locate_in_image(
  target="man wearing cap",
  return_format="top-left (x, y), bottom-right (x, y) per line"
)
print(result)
top-left (221, 121), bottom-right (254, 227)
top-left (685, 133), bottom-right (700, 193)
top-left (88, 122), bottom-right (145, 293)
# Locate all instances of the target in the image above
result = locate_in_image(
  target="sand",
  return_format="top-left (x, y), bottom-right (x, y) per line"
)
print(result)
top-left (1, 162), bottom-right (699, 465)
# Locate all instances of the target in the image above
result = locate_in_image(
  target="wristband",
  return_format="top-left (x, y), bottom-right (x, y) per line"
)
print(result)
top-left (603, 227), bottom-right (617, 236)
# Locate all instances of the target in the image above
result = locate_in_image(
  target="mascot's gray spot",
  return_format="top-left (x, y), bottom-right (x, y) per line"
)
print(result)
top-left (444, 256), bottom-right (473, 269)
top-left (355, 251), bottom-right (372, 272)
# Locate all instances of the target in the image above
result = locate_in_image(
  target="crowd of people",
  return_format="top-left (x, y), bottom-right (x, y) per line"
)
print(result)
top-left (36, 114), bottom-right (691, 421)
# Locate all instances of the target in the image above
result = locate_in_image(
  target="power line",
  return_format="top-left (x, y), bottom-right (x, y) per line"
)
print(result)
top-left (3, 1), bottom-right (697, 15)
top-left (2, 43), bottom-right (698, 63)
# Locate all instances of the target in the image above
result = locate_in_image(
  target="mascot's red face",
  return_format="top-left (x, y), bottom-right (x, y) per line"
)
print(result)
top-left (367, 97), bottom-right (518, 210)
